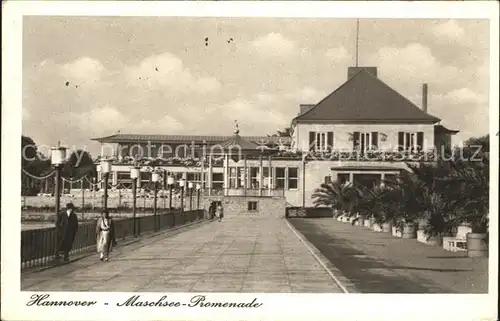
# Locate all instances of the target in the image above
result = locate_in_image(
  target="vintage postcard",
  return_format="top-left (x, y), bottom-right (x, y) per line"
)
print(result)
top-left (1, 1), bottom-right (498, 321)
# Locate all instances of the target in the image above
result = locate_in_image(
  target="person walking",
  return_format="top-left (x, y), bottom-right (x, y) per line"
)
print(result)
top-left (216, 203), bottom-right (224, 222)
top-left (96, 210), bottom-right (117, 261)
top-left (55, 202), bottom-right (79, 262)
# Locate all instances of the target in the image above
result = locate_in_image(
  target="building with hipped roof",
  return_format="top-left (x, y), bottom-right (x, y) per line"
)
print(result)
top-left (92, 66), bottom-right (458, 213)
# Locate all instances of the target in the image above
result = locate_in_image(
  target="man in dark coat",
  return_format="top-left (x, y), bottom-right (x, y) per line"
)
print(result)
top-left (55, 202), bottom-right (79, 261)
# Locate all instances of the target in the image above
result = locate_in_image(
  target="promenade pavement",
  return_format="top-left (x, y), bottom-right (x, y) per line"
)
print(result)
top-left (289, 218), bottom-right (489, 293)
top-left (22, 217), bottom-right (345, 293)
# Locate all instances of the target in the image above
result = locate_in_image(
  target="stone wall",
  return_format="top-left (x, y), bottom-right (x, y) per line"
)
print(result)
top-left (202, 196), bottom-right (287, 218)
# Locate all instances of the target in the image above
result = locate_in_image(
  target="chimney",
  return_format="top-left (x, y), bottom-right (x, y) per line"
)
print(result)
top-left (422, 83), bottom-right (428, 113)
top-left (298, 104), bottom-right (315, 116)
top-left (348, 67), bottom-right (377, 79)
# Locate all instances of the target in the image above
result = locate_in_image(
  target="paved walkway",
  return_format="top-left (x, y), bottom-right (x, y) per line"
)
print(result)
top-left (22, 218), bottom-right (344, 293)
top-left (289, 218), bottom-right (489, 293)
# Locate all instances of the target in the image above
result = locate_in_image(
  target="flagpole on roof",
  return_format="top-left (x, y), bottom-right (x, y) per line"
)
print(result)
top-left (355, 18), bottom-right (360, 67)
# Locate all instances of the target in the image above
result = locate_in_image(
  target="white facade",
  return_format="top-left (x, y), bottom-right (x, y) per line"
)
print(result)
top-left (294, 123), bottom-right (435, 152)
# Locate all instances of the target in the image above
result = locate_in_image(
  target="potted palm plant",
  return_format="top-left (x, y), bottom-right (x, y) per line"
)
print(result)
top-left (419, 191), bottom-right (456, 246)
top-left (312, 181), bottom-right (358, 220)
top-left (445, 158), bottom-right (489, 257)
top-left (352, 186), bottom-right (384, 228)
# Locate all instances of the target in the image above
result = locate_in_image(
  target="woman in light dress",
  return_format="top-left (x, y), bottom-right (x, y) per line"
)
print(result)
top-left (96, 210), bottom-right (116, 261)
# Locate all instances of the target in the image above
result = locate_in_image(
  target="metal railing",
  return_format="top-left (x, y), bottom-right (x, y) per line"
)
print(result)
top-left (205, 188), bottom-right (285, 197)
top-left (21, 209), bottom-right (205, 270)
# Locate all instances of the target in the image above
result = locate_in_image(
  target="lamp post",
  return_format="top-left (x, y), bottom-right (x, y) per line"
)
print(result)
top-left (51, 143), bottom-right (66, 258)
top-left (167, 175), bottom-right (174, 210)
top-left (162, 172), bottom-right (167, 210)
top-left (188, 181), bottom-right (193, 211)
top-left (152, 171), bottom-right (160, 232)
top-left (130, 166), bottom-right (140, 237)
top-left (100, 159), bottom-right (111, 211)
top-left (179, 178), bottom-right (185, 212)
top-left (196, 182), bottom-right (201, 209)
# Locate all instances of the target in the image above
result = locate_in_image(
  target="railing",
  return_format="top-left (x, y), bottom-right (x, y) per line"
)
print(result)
top-left (286, 207), bottom-right (334, 218)
top-left (21, 209), bottom-right (205, 270)
top-left (205, 188), bottom-right (285, 197)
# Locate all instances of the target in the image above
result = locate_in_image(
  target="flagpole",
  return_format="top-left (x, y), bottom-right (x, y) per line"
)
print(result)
top-left (355, 18), bottom-right (359, 67)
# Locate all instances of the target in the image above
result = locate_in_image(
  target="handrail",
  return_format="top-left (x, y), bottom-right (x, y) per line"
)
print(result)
top-left (21, 209), bottom-right (205, 270)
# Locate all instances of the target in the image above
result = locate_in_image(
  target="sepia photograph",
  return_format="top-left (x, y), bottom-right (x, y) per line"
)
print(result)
top-left (2, 2), bottom-right (498, 321)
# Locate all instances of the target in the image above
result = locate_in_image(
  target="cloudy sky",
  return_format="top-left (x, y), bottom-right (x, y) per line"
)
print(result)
top-left (22, 17), bottom-right (490, 157)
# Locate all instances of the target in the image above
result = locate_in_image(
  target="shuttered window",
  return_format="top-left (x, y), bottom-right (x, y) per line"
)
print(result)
top-left (417, 132), bottom-right (424, 151)
top-left (327, 132), bottom-right (334, 151)
top-left (309, 131), bottom-right (334, 151)
top-left (398, 132), bottom-right (405, 151)
top-left (399, 132), bottom-right (424, 151)
top-left (371, 132), bottom-right (379, 149)
top-left (353, 131), bottom-right (360, 149)
top-left (309, 132), bottom-right (315, 151)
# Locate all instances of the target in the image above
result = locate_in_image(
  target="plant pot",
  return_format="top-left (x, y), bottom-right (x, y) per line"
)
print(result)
top-left (417, 230), bottom-right (442, 246)
top-left (372, 223), bottom-right (383, 232)
top-left (364, 218), bottom-right (372, 229)
top-left (402, 223), bottom-right (417, 239)
top-left (466, 233), bottom-right (488, 258)
top-left (391, 226), bottom-right (402, 237)
top-left (382, 222), bottom-right (392, 233)
top-left (357, 218), bottom-right (365, 227)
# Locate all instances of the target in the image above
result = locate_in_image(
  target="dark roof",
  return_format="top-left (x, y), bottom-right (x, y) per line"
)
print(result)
top-left (92, 134), bottom-right (292, 144)
top-left (216, 134), bottom-right (278, 156)
top-left (434, 124), bottom-right (459, 134)
top-left (219, 134), bottom-right (260, 150)
top-left (293, 69), bottom-right (441, 124)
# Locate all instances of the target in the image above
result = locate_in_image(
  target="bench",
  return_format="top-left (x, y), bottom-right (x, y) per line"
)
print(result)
top-left (443, 225), bottom-right (471, 252)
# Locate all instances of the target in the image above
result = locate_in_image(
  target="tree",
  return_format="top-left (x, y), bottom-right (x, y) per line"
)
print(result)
top-left (21, 135), bottom-right (52, 195)
top-left (268, 127), bottom-right (292, 138)
top-left (62, 150), bottom-right (97, 180)
top-left (21, 135), bottom-right (37, 169)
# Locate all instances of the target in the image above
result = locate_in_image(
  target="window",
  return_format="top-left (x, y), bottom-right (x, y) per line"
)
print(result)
top-left (398, 132), bottom-right (424, 151)
top-left (275, 167), bottom-right (286, 189)
top-left (250, 167), bottom-right (259, 189)
top-left (248, 201), bottom-right (258, 211)
top-left (324, 175), bottom-right (332, 184)
top-left (262, 167), bottom-right (272, 188)
top-left (309, 131), bottom-right (334, 151)
top-left (288, 167), bottom-right (298, 189)
top-left (117, 172), bottom-right (131, 180)
top-left (228, 167), bottom-right (241, 188)
top-left (353, 132), bottom-right (378, 152)
top-left (212, 173), bottom-right (223, 189)
top-left (337, 173), bottom-right (350, 184)
top-left (141, 171), bottom-right (151, 182)
top-left (353, 174), bottom-right (381, 189)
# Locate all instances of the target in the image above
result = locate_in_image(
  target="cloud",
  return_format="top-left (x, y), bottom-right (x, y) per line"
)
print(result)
top-left (250, 33), bottom-right (297, 58)
top-left (71, 105), bottom-right (184, 136)
top-left (124, 52), bottom-right (221, 94)
top-left (438, 88), bottom-right (488, 106)
top-left (324, 46), bottom-right (350, 63)
top-left (59, 57), bottom-right (107, 85)
top-left (285, 86), bottom-right (326, 103)
top-left (432, 20), bottom-right (466, 42)
top-left (368, 43), bottom-right (462, 91)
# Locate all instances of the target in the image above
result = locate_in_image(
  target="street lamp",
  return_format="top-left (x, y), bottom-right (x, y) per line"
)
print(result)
top-left (130, 166), bottom-right (140, 237)
top-left (196, 182), bottom-right (201, 209)
top-left (51, 143), bottom-right (66, 258)
top-left (179, 178), bottom-right (185, 212)
top-left (152, 171), bottom-right (160, 232)
top-left (167, 175), bottom-right (175, 210)
top-left (188, 181), bottom-right (194, 211)
top-left (100, 158), bottom-right (111, 210)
